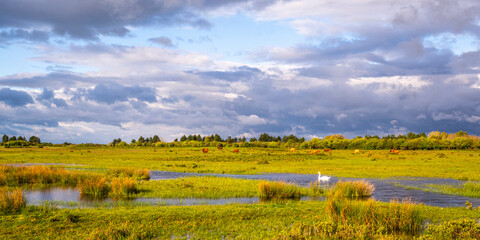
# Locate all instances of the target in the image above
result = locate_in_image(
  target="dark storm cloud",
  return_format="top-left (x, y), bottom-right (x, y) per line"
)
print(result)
top-left (0, 0), bottom-right (280, 40)
top-left (149, 36), bottom-right (174, 48)
top-left (0, 88), bottom-right (33, 107)
top-left (86, 83), bottom-right (157, 104)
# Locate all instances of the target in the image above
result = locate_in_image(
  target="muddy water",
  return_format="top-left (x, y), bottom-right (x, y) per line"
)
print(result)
top-left (151, 171), bottom-right (480, 207)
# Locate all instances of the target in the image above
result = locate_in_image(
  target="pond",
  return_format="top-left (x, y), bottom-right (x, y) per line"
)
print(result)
top-left (151, 171), bottom-right (480, 208)
top-left (23, 171), bottom-right (479, 208)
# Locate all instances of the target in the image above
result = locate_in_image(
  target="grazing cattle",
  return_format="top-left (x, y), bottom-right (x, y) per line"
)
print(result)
top-left (369, 151), bottom-right (374, 154)
top-left (309, 150), bottom-right (320, 154)
top-left (451, 152), bottom-right (455, 155)
top-left (393, 150), bottom-right (400, 154)
top-left (202, 148), bottom-right (208, 153)
top-left (290, 148), bottom-right (296, 152)
top-left (389, 149), bottom-right (395, 153)
top-left (233, 149), bottom-right (240, 153)
top-left (217, 147), bottom-right (223, 150)
top-left (324, 148), bottom-right (331, 152)
top-left (354, 149), bottom-right (360, 154)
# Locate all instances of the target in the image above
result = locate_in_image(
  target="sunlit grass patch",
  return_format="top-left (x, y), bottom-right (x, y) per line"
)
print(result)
top-left (328, 180), bottom-right (375, 200)
top-left (137, 176), bottom-right (260, 198)
top-left (111, 178), bottom-right (138, 199)
top-left (78, 177), bottom-right (110, 198)
top-left (107, 168), bottom-right (150, 180)
top-left (0, 165), bottom-right (81, 186)
top-left (0, 188), bottom-right (26, 214)
top-left (422, 218), bottom-right (480, 239)
top-left (258, 181), bottom-right (302, 202)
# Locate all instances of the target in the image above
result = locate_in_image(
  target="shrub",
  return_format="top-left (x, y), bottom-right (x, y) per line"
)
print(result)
top-left (107, 168), bottom-right (150, 180)
top-left (0, 188), bottom-right (26, 214)
top-left (258, 181), bottom-right (302, 202)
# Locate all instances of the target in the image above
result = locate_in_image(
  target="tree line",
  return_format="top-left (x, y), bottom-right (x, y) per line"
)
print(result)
top-left (1, 134), bottom-right (41, 147)
top-left (107, 131), bottom-right (480, 150)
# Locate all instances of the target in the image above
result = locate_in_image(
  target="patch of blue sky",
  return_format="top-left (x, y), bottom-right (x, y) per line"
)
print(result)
top-left (108, 13), bottom-right (304, 64)
top-left (423, 32), bottom-right (479, 55)
top-left (0, 44), bottom-right (47, 76)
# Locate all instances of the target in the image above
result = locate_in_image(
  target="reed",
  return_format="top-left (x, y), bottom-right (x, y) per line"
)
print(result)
top-left (107, 168), bottom-right (150, 180)
top-left (325, 197), bottom-right (422, 235)
top-left (258, 181), bottom-right (302, 201)
top-left (309, 181), bottom-right (327, 196)
top-left (111, 178), bottom-right (138, 198)
top-left (0, 188), bottom-right (26, 214)
top-left (78, 177), bottom-right (110, 198)
top-left (328, 180), bottom-right (375, 200)
top-left (0, 165), bottom-right (80, 186)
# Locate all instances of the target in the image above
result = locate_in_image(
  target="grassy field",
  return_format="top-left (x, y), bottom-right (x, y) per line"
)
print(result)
top-left (1, 147), bottom-right (480, 180)
top-left (1, 146), bottom-right (480, 239)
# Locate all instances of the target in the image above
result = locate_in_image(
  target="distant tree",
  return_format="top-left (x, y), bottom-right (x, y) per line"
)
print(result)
top-left (180, 135), bottom-right (187, 141)
top-left (28, 136), bottom-right (41, 144)
top-left (138, 136), bottom-right (145, 143)
top-left (152, 135), bottom-right (160, 143)
top-left (2, 134), bottom-right (8, 143)
top-left (239, 136), bottom-right (246, 142)
top-left (17, 136), bottom-right (24, 141)
top-left (131, 139), bottom-right (136, 143)
top-left (9, 136), bottom-right (16, 141)
top-left (174, 138), bottom-right (178, 142)
top-left (249, 137), bottom-right (257, 142)
top-left (213, 134), bottom-right (222, 142)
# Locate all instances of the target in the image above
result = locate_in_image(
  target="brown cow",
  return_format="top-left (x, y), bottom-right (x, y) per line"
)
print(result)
top-left (202, 148), bottom-right (208, 153)
top-left (233, 149), bottom-right (240, 153)
top-left (217, 147), bottom-right (223, 150)
top-left (393, 150), bottom-right (400, 154)
top-left (324, 148), bottom-right (331, 152)
top-left (354, 149), bottom-right (360, 154)
top-left (309, 150), bottom-right (320, 154)
top-left (389, 149), bottom-right (395, 153)
top-left (289, 148), bottom-right (296, 152)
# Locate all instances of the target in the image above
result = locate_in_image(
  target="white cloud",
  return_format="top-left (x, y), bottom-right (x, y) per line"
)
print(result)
top-left (237, 115), bottom-right (267, 125)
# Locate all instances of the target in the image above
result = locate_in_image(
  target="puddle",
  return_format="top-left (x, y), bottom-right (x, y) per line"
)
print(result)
top-left (150, 171), bottom-right (480, 208)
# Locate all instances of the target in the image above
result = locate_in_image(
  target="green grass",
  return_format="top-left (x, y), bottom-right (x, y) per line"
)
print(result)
top-left (394, 181), bottom-right (480, 199)
top-left (1, 147), bottom-right (480, 239)
top-left (327, 180), bottom-right (375, 200)
top-left (1, 147), bottom-right (480, 180)
top-left (258, 181), bottom-right (303, 202)
top-left (137, 176), bottom-right (261, 199)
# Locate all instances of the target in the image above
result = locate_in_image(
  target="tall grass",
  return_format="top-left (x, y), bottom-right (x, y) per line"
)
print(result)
top-left (258, 181), bottom-right (302, 201)
top-left (78, 177), bottom-right (110, 198)
top-left (325, 197), bottom-right (422, 235)
top-left (328, 180), bottom-right (375, 200)
top-left (0, 165), bottom-right (82, 186)
top-left (111, 178), bottom-right (138, 198)
top-left (0, 188), bottom-right (26, 214)
top-left (107, 168), bottom-right (150, 180)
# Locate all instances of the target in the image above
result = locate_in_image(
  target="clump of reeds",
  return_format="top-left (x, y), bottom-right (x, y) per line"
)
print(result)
top-left (328, 180), bottom-right (375, 200)
top-left (258, 181), bottom-right (302, 202)
top-left (0, 165), bottom-right (80, 186)
top-left (0, 188), bottom-right (26, 214)
top-left (78, 177), bottom-right (110, 198)
top-left (309, 181), bottom-right (327, 196)
top-left (111, 178), bottom-right (138, 198)
top-left (325, 197), bottom-right (422, 236)
top-left (107, 168), bottom-right (150, 180)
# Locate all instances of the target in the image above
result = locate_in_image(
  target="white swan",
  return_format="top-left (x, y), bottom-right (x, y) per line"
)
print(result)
top-left (318, 171), bottom-right (330, 182)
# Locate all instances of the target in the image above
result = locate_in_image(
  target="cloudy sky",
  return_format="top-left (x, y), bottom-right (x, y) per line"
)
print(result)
top-left (1, 0), bottom-right (480, 143)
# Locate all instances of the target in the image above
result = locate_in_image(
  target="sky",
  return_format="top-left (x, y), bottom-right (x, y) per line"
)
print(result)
top-left (1, 0), bottom-right (480, 143)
